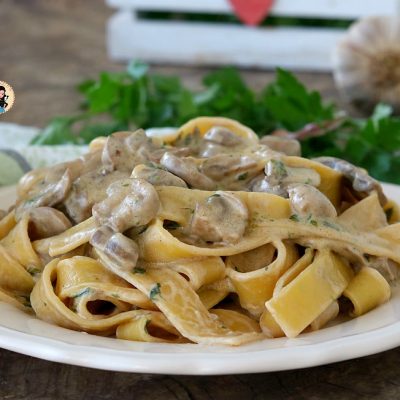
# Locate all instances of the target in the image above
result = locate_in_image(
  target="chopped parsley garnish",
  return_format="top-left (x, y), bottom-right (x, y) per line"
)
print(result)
top-left (111, 293), bottom-right (121, 299)
top-left (306, 214), bottom-right (318, 226)
top-left (289, 214), bottom-right (300, 222)
top-left (237, 172), bottom-right (248, 181)
top-left (132, 266), bottom-right (146, 274)
top-left (20, 295), bottom-right (32, 308)
top-left (27, 266), bottom-right (41, 276)
top-left (270, 159), bottom-right (287, 179)
top-left (322, 220), bottom-right (340, 231)
top-left (147, 161), bottom-right (167, 170)
top-left (72, 288), bottom-right (92, 299)
top-left (149, 283), bottom-right (161, 301)
top-left (137, 226), bottom-right (148, 235)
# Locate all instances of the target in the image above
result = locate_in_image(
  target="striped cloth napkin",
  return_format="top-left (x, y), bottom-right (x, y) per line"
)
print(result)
top-left (0, 123), bottom-right (87, 186)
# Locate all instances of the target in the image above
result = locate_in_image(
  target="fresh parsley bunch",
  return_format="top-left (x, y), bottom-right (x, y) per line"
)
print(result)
top-left (32, 61), bottom-right (400, 184)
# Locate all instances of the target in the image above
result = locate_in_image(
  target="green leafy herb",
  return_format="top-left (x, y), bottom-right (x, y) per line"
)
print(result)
top-left (72, 288), bottom-right (92, 298)
top-left (237, 172), bottom-right (248, 181)
top-left (149, 283), bottom-right (161, 301)
top-left (306, 214), bottom-right (318, 226)
top-left (111, 293), bottom-right (121, 299)
top-left (289, 214), bottom-right (300, 222)
top-left (132, 266), bottom-right (146, 274)
top-left (27, 266), bottom-right (41, 276)
top-left (269, 159), bottom-right (287, 179)
top-left (322, 220), bottom-right (340, 231)
top-left (20, 295), bottom-right (32, 308)
top-left (263, 68), bottom-right (335, 131)
top-left (32, 62), bottom-right (400, 184)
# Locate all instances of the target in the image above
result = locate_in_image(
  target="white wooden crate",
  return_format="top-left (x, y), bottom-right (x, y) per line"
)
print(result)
top-left (106, 0), bottom-right (400, 70)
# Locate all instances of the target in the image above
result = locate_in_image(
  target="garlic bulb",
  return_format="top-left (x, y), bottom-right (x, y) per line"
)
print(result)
top-left (333, 16), bottom-right (400, 114)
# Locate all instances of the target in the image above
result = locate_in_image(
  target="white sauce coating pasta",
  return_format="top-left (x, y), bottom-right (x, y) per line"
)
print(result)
top-left (0, 116), bottom-right (399, 345)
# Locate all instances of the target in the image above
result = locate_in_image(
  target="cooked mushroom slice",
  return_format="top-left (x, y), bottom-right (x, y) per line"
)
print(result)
top-left (102, 130), bottom-right (155, 173)
top-left (198, 143), bottom-right (228, 158)
top-left (265, 160), bottom-right (320, 187)
top-left (260, 136), bottom-right (301, 157)
top-left (252, 144), bottom-right (282, 161)
top-left (250, 175), bottom-right (288, 197)
top-left (313, 156), bottom-right (386, 205)
top-left (92, 178), bottom-right (160, 233)
top-left (80, 148), bottom-right (103, 174)
top-left (17, 159), bottom-right (84, 202)
top-left (160, 152), bottom-right (216, 190)
top-left (288, 184), bottom-right (337, 218)
top-left (15, 163), bottom-right (75, 220)
top-left (189, 192), bottom-right (248, 244)
top-left (367, 256), bottom-right (400, 283)
top-left (90, 225), bottom-right (139, 272)
top-left (198, 127), bottom-right (246, 157)
top-left (200, 154), bottom-right (258, 181)
top-left (131, 164), bottom-right (188, 188)
top-left (27, 207), bottom-right (72, 240)
top-left (149, 147), bottom-right (192, 163)
top-left (203, 126), bottom-right (244, 147)
top-left (64, 170), bottom-right (129, 223)
top-left (252, 160), bottom-right (320, 197)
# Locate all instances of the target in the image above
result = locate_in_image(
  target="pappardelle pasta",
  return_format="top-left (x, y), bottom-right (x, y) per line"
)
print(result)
top-left (1, 116), bottom-right (399, 345)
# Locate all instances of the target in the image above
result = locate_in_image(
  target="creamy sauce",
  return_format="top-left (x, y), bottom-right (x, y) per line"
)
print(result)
top-left (16, 125), bottom-right (385, 249)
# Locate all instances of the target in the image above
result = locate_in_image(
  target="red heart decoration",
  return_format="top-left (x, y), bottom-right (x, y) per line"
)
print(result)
top-left (229, 0), bottom-right (275, 26)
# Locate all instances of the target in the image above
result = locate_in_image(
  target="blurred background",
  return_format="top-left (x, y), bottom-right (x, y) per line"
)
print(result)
top-left (0, 0), bottom-right (342, 128)
top-left (1, 0), bottom-right (400, 185)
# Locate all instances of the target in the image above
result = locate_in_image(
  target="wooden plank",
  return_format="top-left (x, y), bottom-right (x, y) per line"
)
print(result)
top-left (107, 11), bottom-right (344, 70)
top-left (106, 0), bottom-right (400, 18)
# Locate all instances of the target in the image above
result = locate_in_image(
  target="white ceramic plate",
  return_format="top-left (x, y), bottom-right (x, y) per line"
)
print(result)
top-left (1, 184), bottom-right (400, 375)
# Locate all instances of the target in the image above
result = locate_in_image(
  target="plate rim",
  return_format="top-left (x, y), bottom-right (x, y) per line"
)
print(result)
top-left (0, 318), bottom-right (400, 375)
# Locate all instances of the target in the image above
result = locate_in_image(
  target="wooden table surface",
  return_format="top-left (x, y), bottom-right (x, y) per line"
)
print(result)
top-left (0, 2), bottom-right (398, 399)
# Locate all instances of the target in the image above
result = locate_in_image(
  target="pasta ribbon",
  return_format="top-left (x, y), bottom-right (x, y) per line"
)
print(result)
top-left (95, 250), bottom-right (262, 345)
top-left (2, 116), bottom-right (400, 345)
top-left (227, 241), bottom-right (298, 316)
top-left (266, 250), bottom-right (353, 338)
top-left (283, 156), bottom-right (342, 208)
top-left (116, 312), bottom-right (185, 343)
top-left (0, 211), bottom-right (16, 240)
top-left (343, 267), bottom-right (391, 317)
top-left (31, 258), bottom-right (158, 335)
top-left (177, 116), bottom-right (259, 144)
top-left (1, 216), bottom-right (41, 269)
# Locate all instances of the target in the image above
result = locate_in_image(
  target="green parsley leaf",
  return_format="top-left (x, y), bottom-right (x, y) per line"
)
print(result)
top-left (132, 267), bottom-right (146, 274)
top-left (72, 288), bottom-right (92, 299)
top-left (149, 283), bottom-right (161, 301)
top-left (31, 62), bottom-right (400, 185)
top-left (237, 172), bottom-right (248, 181)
